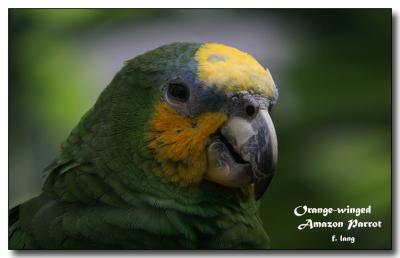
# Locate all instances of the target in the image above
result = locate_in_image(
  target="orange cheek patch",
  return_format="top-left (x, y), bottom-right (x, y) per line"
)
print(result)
top-left (146, 103), bottom-right (227, 186)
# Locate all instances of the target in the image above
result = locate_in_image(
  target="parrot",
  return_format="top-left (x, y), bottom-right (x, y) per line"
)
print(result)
top-left (9, 42), bottom-right (279, 249)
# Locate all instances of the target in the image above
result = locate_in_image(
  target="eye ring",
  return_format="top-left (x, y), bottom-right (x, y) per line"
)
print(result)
top-left (166, 81), bottom-right (190, 103)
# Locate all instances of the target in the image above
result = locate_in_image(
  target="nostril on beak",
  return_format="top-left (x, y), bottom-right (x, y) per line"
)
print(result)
top-left (245, 105), bottom-right (256, 117)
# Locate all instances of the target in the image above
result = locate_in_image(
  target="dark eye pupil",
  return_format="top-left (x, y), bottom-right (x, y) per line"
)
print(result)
top-left (168, 83), bottom-right (189, 102)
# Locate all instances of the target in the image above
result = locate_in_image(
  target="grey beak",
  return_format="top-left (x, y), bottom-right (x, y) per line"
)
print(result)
top-left (220, 110), bottom-right (278, 200)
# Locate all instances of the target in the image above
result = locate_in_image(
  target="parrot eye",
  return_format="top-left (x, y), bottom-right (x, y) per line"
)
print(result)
top-left (167, 81), bottom-right (190, 103)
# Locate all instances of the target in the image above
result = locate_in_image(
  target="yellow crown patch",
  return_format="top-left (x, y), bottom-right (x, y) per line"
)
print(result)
top-left (195, 43), bottom-right (276, 97)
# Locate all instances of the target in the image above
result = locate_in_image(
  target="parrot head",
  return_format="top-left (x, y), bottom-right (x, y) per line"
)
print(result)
top-left (97, 42), bottom-right (278, 201)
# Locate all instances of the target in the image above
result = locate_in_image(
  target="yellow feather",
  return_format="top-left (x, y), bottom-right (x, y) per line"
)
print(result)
top-left (196, 43), bottom-right (276, 97)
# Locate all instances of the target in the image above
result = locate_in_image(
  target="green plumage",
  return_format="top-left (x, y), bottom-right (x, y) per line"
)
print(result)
top-left (9, 42), bottom-right (270, 249)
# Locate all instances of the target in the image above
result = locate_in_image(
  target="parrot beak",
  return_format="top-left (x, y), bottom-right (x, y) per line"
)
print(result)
top-left (206, 109), bottom-right (278, 200)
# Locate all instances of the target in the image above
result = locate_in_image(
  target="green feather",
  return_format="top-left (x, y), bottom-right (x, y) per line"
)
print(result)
top-left (9, 42), bottom-right (270, 249)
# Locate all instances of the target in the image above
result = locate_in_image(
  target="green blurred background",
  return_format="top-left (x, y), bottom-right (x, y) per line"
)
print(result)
top-left (9, 9), bottom-right (391, 249)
